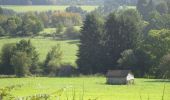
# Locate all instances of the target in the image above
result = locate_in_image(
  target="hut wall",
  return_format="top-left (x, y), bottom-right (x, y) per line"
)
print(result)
top-left (107, 77), bottom-right (127, 85)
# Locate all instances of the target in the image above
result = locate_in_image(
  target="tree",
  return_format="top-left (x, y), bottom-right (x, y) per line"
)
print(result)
top-left (64, 26), bottom-right (80, 39)
top-left (66, 6), bottom-right (87, 18)
top-left (137, 0), bottom-right (155, 21)
top-left (161, 14), bottom-right (170, 29)
top-left (54, 24), bottom-right (64, 38)
top-left (133, 48), bottom-right (153, 77)
top-left (0, 26), bottom-right (5, 36)
top-left (77, 13), bottom-right (104, 74)
top-left (144, 11), bottom-right (162, 33)
top-left (44, 45), bottom-right (62, 75)
top-left (166, 0), bottom-right (170, 13)
top-left (143, 29), bottom-right (170, 62)
top-left (156, 2), bottom-right (168, 15)
top-left (141, 29), bottom-right (170, 77)
top-left (144, 0), bottom-right (156, 21)
top-left (145, 11), bottom-right (170, 33)
top-left (0, 7), bottom-right (3, 14)
top-left (29, 48), bottom-right (40, 74)
top-left (0, 39), bottom-right (40, 76)
top-left (103, 9), bottom-right (142, 70)
top-left (51, 12), bottom-right (82, 27)
top-left (137, 0), bottom-right (147, 19)
top-left (0, 15), bottom-right (7, 25)
top-left (38, 12), bottom-right (49, 27)
top-left (0, 15), bottom-right (7, 36)
top-left (0, 43), bottom-right (15, 74)
top-left (117, 47), bottom-right (153, 77)
top-left (117, 49), bottom-right (137, 70)
top-left (2, 16), bottom-right (22, 36)
top-left (0, 13), bottom-right (43, 36)
top-left (21, 13), bottom-right (44, 36)
top-left (159, 53), bottom-right (170, 79)
top-left (11, 52), bottom-right (31, 77)
top-left (14, 39), bottom-right (39, 75)
top-left (146, 0), bottom-right (155, 14)
top-left (5, 17), bottom-right (18, 34)
top-left (103, 0), bottom-right (125, 15)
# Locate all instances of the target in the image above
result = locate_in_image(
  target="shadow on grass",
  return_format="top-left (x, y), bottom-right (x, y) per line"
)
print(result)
top-left (66, 40), bottom-right (79, 45)
top-left (96, 82), bottom-right (128, 86)
top-left (145, 79), bottom-right (170, 83)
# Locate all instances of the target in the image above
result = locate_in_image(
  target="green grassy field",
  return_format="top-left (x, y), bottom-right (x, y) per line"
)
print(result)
top-left (0, 77), bottom-right (170, 100)
top-left (0, 37), bottom-right (78, 65)
top-left (0, 5), bottom-right (98, 12)
top-left (39, 28), bottom-right (56, 34)
top-left (39, 26), bottom-right (81, 34)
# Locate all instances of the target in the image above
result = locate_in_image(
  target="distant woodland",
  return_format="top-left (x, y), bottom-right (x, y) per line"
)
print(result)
top-left (0, 0), bottom-right (139, 5)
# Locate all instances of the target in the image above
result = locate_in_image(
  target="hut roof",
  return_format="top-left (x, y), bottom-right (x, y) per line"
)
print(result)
top-left (106, 70), bottom-right (131, 78)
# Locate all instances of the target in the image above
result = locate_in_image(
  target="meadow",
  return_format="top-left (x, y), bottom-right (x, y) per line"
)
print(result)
top-left (39, 26), bottom-right (81, 34)
top-left (0, 5), bottom-right (98, 12)
top-left (0, 37), bottom-right (78, 65)
top-left (0, 77), bottom-right (170, 100)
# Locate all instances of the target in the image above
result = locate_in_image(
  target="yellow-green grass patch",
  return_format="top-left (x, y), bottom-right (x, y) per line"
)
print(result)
top-left (0, 5), bottom-right (98, 12)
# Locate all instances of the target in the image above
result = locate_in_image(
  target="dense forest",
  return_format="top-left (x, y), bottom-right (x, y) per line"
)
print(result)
top-left (78, 0), bottom-right (170, 78)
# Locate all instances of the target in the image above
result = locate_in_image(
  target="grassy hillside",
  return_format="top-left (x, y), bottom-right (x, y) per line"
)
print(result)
top-left (0, 77), bottom-right (170, 100)
top-left (0, 37), bottom-right (79, 65)
top-left (0, 5), bottom-right (98, 12)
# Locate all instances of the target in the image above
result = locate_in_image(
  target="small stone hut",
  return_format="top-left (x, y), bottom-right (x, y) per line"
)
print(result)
top-left (106, 70), bottom-right (134, 85)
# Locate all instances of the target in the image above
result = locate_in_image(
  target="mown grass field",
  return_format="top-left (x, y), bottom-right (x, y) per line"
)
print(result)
top-left (0, 5), bottom-right (98, 12)
top-left (0, 37), bottom-right (78, 65)
top-left (0, 77), bottom-right (170, 100)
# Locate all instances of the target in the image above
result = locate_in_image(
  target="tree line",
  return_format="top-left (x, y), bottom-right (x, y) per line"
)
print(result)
top-left (0, 0), bottom-right (103, 5)
top-left (94, 0), bottom-right (169, 17)
top-left (77, 0), bottom-right (170, 78)
top-left (0, 7), bottom-right (83, 37)
top-left (0, 12), bottom-right (44, 36)
top-left (0, 0), bottom-right (137, 6)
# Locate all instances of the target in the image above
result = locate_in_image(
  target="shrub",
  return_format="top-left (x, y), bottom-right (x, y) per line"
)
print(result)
top-left (0, 39), bottom-right (40, 77)
top-left (64, 26), bottom-right (80, 39)
top-left (0, 43), bottom-right (16, 75)
top-left (159, 53), bottom-right (170, 78)
top-left (0, 75), bottom-right (16, 78)
top-left (117, 49), bottom-right (152, 77)
top-left (57, 63), bottom-right (77, 77)
top-left (15, 39), bottom-right (39, 75)
top-left (11, 52), bottom-right (31, 77)
top-left (0, 26), bottom-right (5, 36)
top-left (117, 49), bottom-right (137, 69)
top-left (44, 45), bottom-right (63, 75)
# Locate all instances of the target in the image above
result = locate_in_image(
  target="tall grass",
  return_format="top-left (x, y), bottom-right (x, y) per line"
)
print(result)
top-left (162, 84), bottom-right (166, 100)
top-left (0, 84), bottom-right (23, 100)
